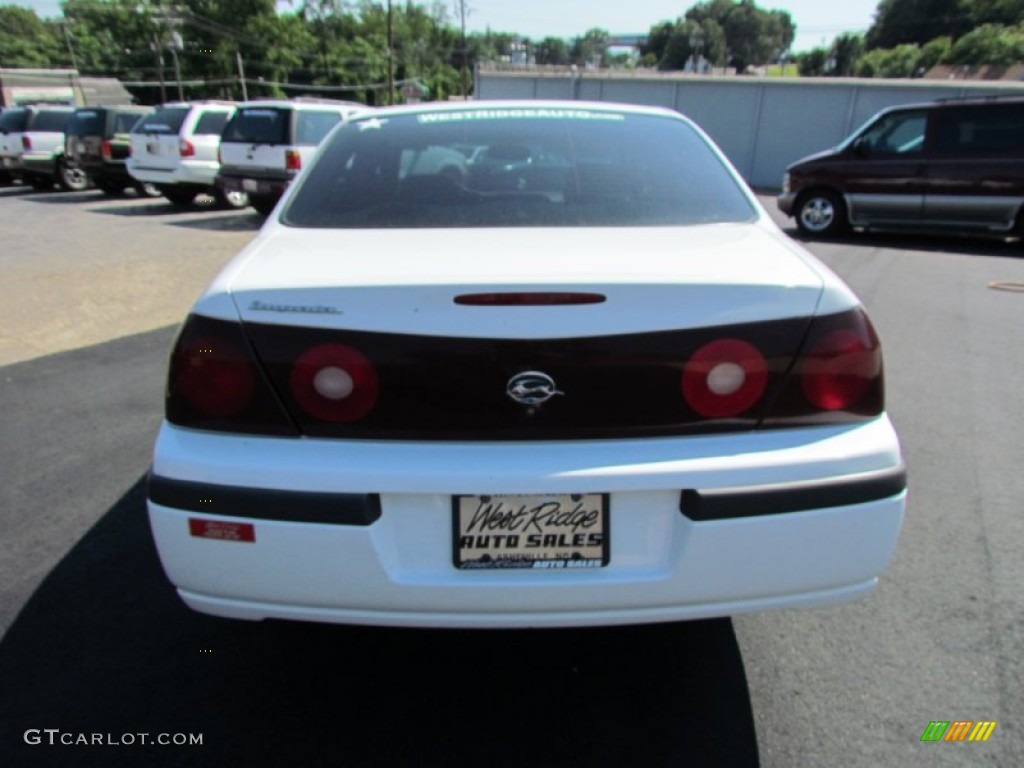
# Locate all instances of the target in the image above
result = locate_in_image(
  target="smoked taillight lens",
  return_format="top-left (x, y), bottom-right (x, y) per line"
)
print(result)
top-left (762, 308), bottom-right (884, 426)
top-left (166, 315), bottom-right (298, 436)
top-left (285, 149), bottom-right (301, 171)
top-left (289, 343), bottom-right (379, 422)
top-left (179, 139), bottom-right (195, 157)
top-left (101, 139), bottom-right (113, 160)
top-left (22, 135), bottom-right (32, 150)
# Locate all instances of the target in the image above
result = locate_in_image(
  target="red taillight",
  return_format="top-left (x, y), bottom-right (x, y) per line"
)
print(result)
top-left (285, 149), bottom-right (301, 171)
top-left (289, 343), bottom-right (378, 422)
top-left (101, 139), bottom-right (112, 160)
top-left (180, 139), bottom-right (195, 157)
top-left (801, 329), bottom-right (880, 411)
top-left (21, 135), bottom-right (32, 150)
top-left (166, 315), bottom-right (297, 435)
top-left (683, 338), bottom-right (768, 418)
top-left (174, 334), bottom-right (255, 418)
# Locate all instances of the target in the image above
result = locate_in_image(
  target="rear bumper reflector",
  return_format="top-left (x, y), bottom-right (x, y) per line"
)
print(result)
top-left (148, 473), bottom-right (382, 526)
top-left (680, 465), bottom-right (906, 521)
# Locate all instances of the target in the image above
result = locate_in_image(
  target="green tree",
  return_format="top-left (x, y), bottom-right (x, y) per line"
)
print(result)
top-left (947, 23), bottom-right (1024, 65)
top-left (831, 32), bottom-right (865, 76)
top-left (854, 43), bottom-right (922, 77)
top-left (969, 0), bottom-right (1024, 26)
top-left (684, 0), bottom-right (793, 72)
top-left (571, 27), bottom-right (609, 67)
top-left (917, 35), bottom-right (952, 71)
top-left (0, 7), bottom-right (61, 68)
top-left (534, 37), bottom-right (570, 65)
top-left (796, 47), bottom-right (828, 76)
top-left (865, 0), bottom-right (971, 50)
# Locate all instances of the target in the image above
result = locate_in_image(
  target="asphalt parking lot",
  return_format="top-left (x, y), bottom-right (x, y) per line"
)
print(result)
top-left (0, 183), bottom-right (1022, 767)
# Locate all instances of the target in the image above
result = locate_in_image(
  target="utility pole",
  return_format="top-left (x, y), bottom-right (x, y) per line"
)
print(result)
top-left (169, 31), bottom-right (184, 101)
top-left (386, 0), bottom-right (394, 105)
top-left (61, 22), bottom-right (79, 72)
top-left (454, 0), bottom-right (471, 98)
top-left (151, 35), bottom-right (167, 103)
top-left (236, 51), bottom-right (248, 100)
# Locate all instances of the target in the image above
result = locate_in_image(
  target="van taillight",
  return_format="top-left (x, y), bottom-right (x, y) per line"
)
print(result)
top-left (101, 140), bottom-right (113, 160)
top-left (21, 136), bottom-right (32, 150)
top-left (166, 314), bottom-right (297, 436)
top-left (180, 139), bottom-right (195, 157)
top-left (285, 149), bottom-right (301, 171)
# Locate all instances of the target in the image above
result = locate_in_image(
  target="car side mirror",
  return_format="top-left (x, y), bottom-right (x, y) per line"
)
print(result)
top-left (852, 137), bottom-right (871, 156)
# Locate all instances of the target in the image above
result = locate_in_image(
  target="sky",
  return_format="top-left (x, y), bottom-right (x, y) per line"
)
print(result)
top-left (13, 0), bottom-right (881, 53)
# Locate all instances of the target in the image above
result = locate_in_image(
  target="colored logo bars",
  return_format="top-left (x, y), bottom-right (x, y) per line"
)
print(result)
top-left (921, 721), bottom-right (997, 742)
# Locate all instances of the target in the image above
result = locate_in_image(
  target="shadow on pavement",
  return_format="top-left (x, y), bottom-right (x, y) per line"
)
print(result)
top-left (786, 225), bottom-right (1023, 259)
top-left (167, 212), bottom-right (264, 232)
top-left (0, 478), bottom-right (759, 767)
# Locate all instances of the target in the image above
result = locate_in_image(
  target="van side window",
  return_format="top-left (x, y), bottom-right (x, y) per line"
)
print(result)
top-left (860, 111), bottom-right (927, 154)
top-left (933, 105), bottom-right (1024, 155)
top-left (296, 111), bottom-right (342, 145)
top-left (193, 111), bottom-right (230, 136)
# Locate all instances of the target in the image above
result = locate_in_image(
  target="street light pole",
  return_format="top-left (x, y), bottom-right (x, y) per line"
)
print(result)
top-left (386, 0), bottom-right (394, 105)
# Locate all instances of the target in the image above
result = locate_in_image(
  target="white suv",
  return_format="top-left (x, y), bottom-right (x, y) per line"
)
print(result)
top-left (127, 101), bottom-right (245, 207)
top-left (0, 106), bottom-right (83, 191)
top-left (217, 98), bottom-right (364, 215)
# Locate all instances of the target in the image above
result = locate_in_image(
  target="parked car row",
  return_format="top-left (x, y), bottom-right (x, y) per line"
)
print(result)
top-left (0, 97), bottom-right (366, 214)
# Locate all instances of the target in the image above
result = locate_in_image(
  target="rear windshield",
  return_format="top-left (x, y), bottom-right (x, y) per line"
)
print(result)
top-left (295, 110), bottom-right (343, 145)
top-left (193, 110), bottom-right (230, 136)
top-left (0, 109), bottom-right (29, 132)
top-left (113, 112), bottom-right (146, 134)
top-left (283, 108), bottom-right (756, 229)
top-left (66, 110), bottom-right (105, 136)
top-left (133, 106), bottom-right (189, 135)
top-left (29, 110), bottom-right (72, 132)
top-left (222, 107), bottom-right (289, 145)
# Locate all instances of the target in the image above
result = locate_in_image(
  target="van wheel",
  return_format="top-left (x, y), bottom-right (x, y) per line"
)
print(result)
top-left (796, 190), bottom-right (847, 237)
top-left (135, 183), bottom-right (162, 198)
top-left (58, 160), bottom-right (89, 192)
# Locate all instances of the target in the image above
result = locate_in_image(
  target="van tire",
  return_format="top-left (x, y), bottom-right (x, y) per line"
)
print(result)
top-left (162, 187), bottom-right (197, 207)
top-left (795, 190), bottom-right (847, 237)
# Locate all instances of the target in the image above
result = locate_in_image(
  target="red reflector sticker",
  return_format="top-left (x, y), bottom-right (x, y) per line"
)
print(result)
top-left (189, 518), bottom-right (256, 543)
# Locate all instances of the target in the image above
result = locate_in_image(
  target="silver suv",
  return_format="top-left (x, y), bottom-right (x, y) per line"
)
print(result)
top-left (217, 98), bottom-right (364, 215)
top-left (127, 101), bottom-right (245, 207)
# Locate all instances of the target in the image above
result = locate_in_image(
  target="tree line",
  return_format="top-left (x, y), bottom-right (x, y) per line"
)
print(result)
top-left (797, 0), bottom-right (1024, 77)
top-left (2, 0), bottom-right (1022, 106)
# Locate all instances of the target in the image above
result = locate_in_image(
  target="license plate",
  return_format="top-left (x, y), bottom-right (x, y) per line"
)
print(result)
top-left (242, 179), bottom-right (259, 193)
top-left (453, 493), bottom-right (609, 570)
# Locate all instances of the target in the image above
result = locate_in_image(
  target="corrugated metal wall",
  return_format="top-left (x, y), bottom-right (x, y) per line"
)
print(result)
top-left (475, 71), bottom-right (1023, 189)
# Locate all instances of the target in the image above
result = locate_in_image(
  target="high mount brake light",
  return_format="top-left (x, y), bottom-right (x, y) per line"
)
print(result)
top-left (289, 343), bottom-right (378, 423)
top-left (166, 315), bottom-right (297, 436)
top-left (454, 293), bottom-right (607, 306)
top-left (682, 338), bottom-right (768, 419)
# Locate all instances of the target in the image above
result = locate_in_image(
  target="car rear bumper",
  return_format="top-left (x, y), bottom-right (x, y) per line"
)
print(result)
top-left (127, 159), bottom-right (219, 188)
top-left (218, 167), bottom-right (294, 199)
top-left (20, 152), bottom-right (58, 175)
top-left (148, 417), bottom-right (906, 628)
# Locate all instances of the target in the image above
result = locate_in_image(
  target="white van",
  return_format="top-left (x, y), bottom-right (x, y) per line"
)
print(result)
top-left (217, 98), bottom-right (364, 215)
top-left (0, 106), bottom-right (79, 190)
top-left (127, 101), bottom-right (243, 207)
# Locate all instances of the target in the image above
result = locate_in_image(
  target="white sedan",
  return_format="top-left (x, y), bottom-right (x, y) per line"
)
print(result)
top-left (148, 101), bottom-right (906, 628)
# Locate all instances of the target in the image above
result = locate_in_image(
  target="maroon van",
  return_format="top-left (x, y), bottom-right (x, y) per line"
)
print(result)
top-left (778, 96), bottom-right (1024, 238)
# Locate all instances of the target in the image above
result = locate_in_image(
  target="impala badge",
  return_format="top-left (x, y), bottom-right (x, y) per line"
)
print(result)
top-left (506, 371), bottom-right (564, 406)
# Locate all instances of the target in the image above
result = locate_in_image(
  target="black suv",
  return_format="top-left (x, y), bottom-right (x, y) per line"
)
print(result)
top-left (65, 105), bottom-right (155, 195)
